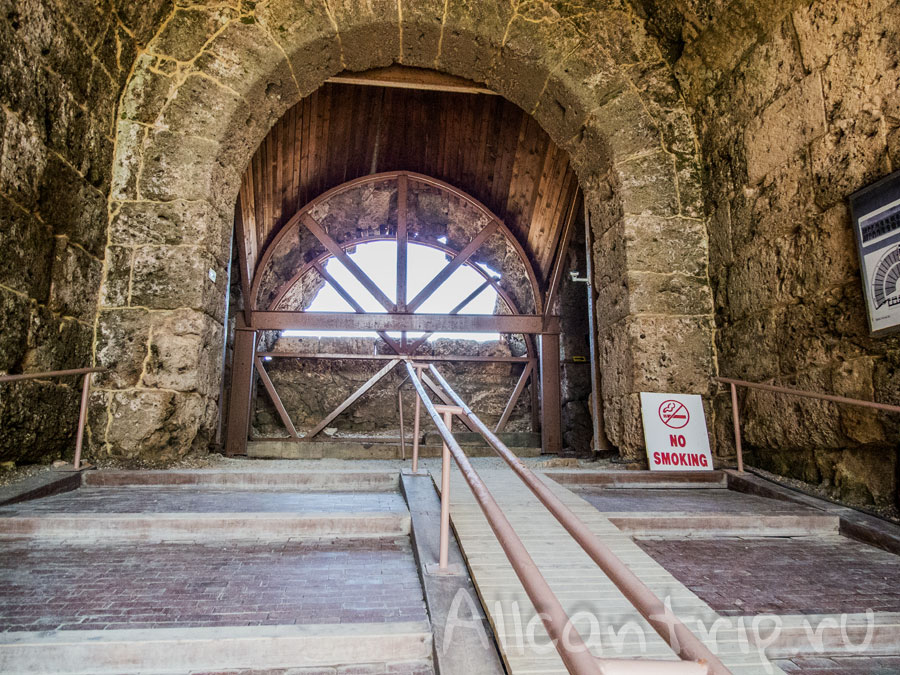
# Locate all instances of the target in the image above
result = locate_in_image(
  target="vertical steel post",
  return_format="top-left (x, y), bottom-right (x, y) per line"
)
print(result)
top-left (439, 409), bottom-right (453, 570)
top-left (539, 333), bottom-right (562, 454)
top-left (730, 382), bottom-right (744, 472)
top-left (225, 327), bottom-right (258, 456)
top-left (411, 364), bottom-right (425, 472)
top-left (73, 372), bottom-right (91, 470)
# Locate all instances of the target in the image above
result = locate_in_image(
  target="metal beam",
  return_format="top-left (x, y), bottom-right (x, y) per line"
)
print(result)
top-left (495, 361), bottom-right (535, 433)
top-left (544, 190), bottom-right (579, 318)
top-left (406, 220), bottom-right (499, 313)
top-left (539, 333), bottom-right (562, 454)
top-left (256, 352), bottom-right (530, 363)
top-left (254, 357), bottom-right (299, 438)
top-left (305, 359), bottom-right (402, 439)
top-left (313, 262), bottom-right (403, 355)
top-left (396, 174), bottom-right (408, 312)
top-left (407, 279), bottom-right (492, 353)
top-left (301, 213), bottom-right (397, 312)
top-left (420, 372), bottom-right (480, 433)
top-left (224, 327), bottom-right (257, 456)
top-left (249, 311), bottom-right (559, 334)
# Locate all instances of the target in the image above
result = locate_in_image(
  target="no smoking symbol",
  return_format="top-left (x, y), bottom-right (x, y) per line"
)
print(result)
top-left (658, 400), bottom-right (689, 429)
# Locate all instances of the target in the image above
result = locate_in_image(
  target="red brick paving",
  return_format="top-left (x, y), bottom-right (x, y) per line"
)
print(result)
top-left (0, 537), bottom-right (426, 631)
top-left (0, 488), bottom-right (407, 514)
top-left (193, 662), bottom-right (435, 674)
top-left (773, 655), bottom-right (900, 674)
top-left (635, 537), bottom-right (900, 615)
top-left (576, 487), bottom-right (818, 514)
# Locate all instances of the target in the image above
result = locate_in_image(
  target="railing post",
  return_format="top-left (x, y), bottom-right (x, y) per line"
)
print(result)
top-left (439, 409), bottom-right (453, 570)
top-left (73, 372), bottom-right (92, 471)
top-left (411, 364), bottom-right (425, 473)
top-left (730, 382), bottom-right (743, 473)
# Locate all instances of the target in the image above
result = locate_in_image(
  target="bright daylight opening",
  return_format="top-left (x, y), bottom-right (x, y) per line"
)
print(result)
top-left (284, 241), bottom-right (501, 341)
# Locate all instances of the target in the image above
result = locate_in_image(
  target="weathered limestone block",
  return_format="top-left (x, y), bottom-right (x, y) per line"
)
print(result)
top-left (324, 0), bottom-right (400, 71)
top-left (142, 309), bottom-right (224, 397)
top-left (38, 154), bottom-right (108, 257)
top-left (150, 6), bottom-right (236, 61)
top-left (105, 390), bottom-right (207, 462)
top-left (0, 380), bottom-right (80, 463)
top-left (574, 92), bottom-right (656, 171)
top-left (716, 311), bottom-right (781, 382)
top-left (112, 0), bottom-right (173, 47)
top-left (48, 237), bottom-right (102, 322)
top-left (437, 0), bottom-right (511, 84)
top-left (0, 288), bottom-right (30, 371)
top-left (129, 245), bottom-right (227, 321)
top-left (95, 309), bottom-right (151, 389)
top-left (625, 271), bottom-right (713, 318)
top-left (0, 194), bottom-right (53, 301)
top-left (744, 74), bottom-right (826, 185)
top-left (159, 74), bottom-right (247, 149)
top-left (398, 0), bottom-right (445, 68)
top-left (810, 120), bottom-right (891, 210)
top-left (137, 130), bottom-right (222, 202)
top-left (616, 150), bottom-right (680, 217)
top-left (111, 120), bottom-right (146, 201)
top-left (110, 199), bottom-right (231, 266)
top-left (602, 393), bottom-right (645, 459)
top-left (623, 214), bottom-right (708, 277)
top-left (0, 111), bottom-right (46, 210)
top-left (22, 308), bottom-right (92, 373)
top-left (99, 246), bottom-right (133, 308)
top-left (119, 55), bottom-right (175, 125)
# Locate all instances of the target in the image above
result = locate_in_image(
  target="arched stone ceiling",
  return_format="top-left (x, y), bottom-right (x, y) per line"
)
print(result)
top-left (236, 82), bottom-right (578, 286)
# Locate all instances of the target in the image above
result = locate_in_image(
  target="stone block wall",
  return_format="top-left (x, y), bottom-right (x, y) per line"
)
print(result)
top-left (663, 0), bottom-right (900, 506)
top-left (0, 1), bottom-right (169, 464)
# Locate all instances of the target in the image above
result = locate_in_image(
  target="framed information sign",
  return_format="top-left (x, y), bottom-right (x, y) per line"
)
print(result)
top-left (850, 169), bottom-right (900, 335)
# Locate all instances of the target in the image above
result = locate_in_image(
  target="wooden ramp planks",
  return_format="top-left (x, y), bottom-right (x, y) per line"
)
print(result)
top-left (435, 468), bottom-right (785, 675)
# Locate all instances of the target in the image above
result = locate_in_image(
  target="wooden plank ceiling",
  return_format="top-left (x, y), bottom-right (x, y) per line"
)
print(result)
top-left (237, 82), bottom-right (579, 286)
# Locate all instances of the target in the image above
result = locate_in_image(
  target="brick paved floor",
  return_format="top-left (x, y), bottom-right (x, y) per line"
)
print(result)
top-left (773, 655), bottom-right (900, 674)
top-left (636, 537), bottom-right (900, 615)
top-left (576, 488), bottom-right (818, 514)
top-left (0, 537), bottom-right (426, 631)
top-left (193, 662), bottom-right (435, 674)
top-left (0, 488), bottom-right (408, 514)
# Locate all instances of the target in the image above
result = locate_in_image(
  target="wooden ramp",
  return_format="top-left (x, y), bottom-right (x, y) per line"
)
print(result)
top-left (435, 468), bottom-right (785, 675)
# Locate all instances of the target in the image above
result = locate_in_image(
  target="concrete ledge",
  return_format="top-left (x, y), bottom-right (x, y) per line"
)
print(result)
top-left (0, 621), bottom-right (432, 674)
top-left (726, 471), bottom-right (900, 555)
top-left (0, 471), bottom-right (81, 507)
top-left (610, 513), bottom-right (840, 537)
top-left (545, 470), bottom-right (726, 488)
top-left (83, 470), bottom-right (399, 492)
top-left (746, 612), bottom-right (900, 658)
top-left (247, 440), bottom-right (540, 460)
top-left (0, 512), bottom-right (410, 540)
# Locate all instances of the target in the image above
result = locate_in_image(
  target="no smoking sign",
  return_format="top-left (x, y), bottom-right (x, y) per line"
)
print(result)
top-left (640, 393), bottom-right (713, 471)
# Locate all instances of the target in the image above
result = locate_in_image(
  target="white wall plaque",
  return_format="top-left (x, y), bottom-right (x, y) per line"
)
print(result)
top-left (640, 392), bottom-right (713, 471)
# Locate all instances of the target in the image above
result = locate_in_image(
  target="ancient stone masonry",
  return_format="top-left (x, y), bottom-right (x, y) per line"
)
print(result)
top-left (99, 0), bottom-right (712, 464)
top-left (0, 0), bottom-right (169, 463)
top-left (654, 0), bottom-right (900, 506)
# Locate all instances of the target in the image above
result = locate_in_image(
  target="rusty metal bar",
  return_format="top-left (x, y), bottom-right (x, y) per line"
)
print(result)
top-left (495, 361), bottom-right (534, 433)
top-left (730, 383), bottom-right (743, 473)
top-left (403, 362), bottom-right (604, 675)
top-left (0, 367), bottom-right (106, 471)
top-left (427, 364), bottom-right (731, 675)
top-left (433, 404), bottom-right (463, 570)
top-left (256, 352), bottom-right (531, 363)
top-left (397, 174), bottom-right (408, 312)
top-left (411, 364), bottom-right (425, 472)
top-left (250, 311), bottom-right (559, 334)
top-left (312, 262), bottom-right (403, 354)
top-left (715, 376), bottom-right (900, 413)
top-left (544, 187), bottom-right (579, 318)
top-left (540, 333), bottom-right (562, 454)
top-left (306, 359), bottom-right (402, 439)
top-left (254, 357), bottom-right (300, 438)
top-left (406, 221), bottom-right (500, 313)
top-left (421, 372), bottom-right (479, 433)
top-left (301, 213), bottom-right (397, 312)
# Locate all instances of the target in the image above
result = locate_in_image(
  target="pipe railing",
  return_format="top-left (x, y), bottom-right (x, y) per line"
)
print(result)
top-left (716, 376), bottom-right (900, 473)
top-left (403, 361), bottom-right (710, 675)
top-left (0, 367), bottom-right (106, 470)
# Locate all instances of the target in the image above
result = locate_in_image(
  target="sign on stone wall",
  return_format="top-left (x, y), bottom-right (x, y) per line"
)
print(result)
top-left (850, 169), bottom-right (900, 336)
top-left (640, 393), bottom-right (713, 471)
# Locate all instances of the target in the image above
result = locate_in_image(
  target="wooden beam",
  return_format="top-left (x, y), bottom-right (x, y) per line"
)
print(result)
top-left (301, 213), bottom-right (397, 312)
top-left (250, 311), bottom-right (560, 334)
top-left (420, 372), bottom-right (480, 433)
top-left (305, 359), bottom-right (402, 439)
top-left (254, 357), bottom-right (299, 438)
top-left (544, 190), bottom-right (580, 317)
top-left (406, 220), bottom-right (499, 313)
top-left (326, 65), bottom-right (497, 96)
top-left (396, 174), bottom-right (408, 312)
top-left (313, 262), bottom-right (403, 355)
top-left (495, 361), bottom-right (535, 433)
top-left (407, 279), bottom-right (492, 353)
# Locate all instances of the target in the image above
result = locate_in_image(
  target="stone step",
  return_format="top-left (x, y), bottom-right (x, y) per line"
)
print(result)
top-left (609, 513), bottom-right (840, 537)
top-left (83, 469), bottom-right (399, 492)
top-left (0, 511), bottom-right (410, 541)
top-left (0, 622), bottom-right (432, 675)
top-left (247, 440), bottom-right (541, 460)
top-left (544, 469), bottom-right (727, 489)
top-left (423, 431), bottom-right (541, 447)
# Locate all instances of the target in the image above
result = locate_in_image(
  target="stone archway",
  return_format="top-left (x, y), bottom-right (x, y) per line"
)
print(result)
top-left (93, 1), bottom-right (715, 463)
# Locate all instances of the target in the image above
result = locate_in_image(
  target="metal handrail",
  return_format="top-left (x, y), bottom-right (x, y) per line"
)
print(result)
top-left (403, 362), bottom-right (709, 675)
top-left (0, 367), bottom-right (106, 470)
top-left (716, 376), bottom-right (900, 473)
